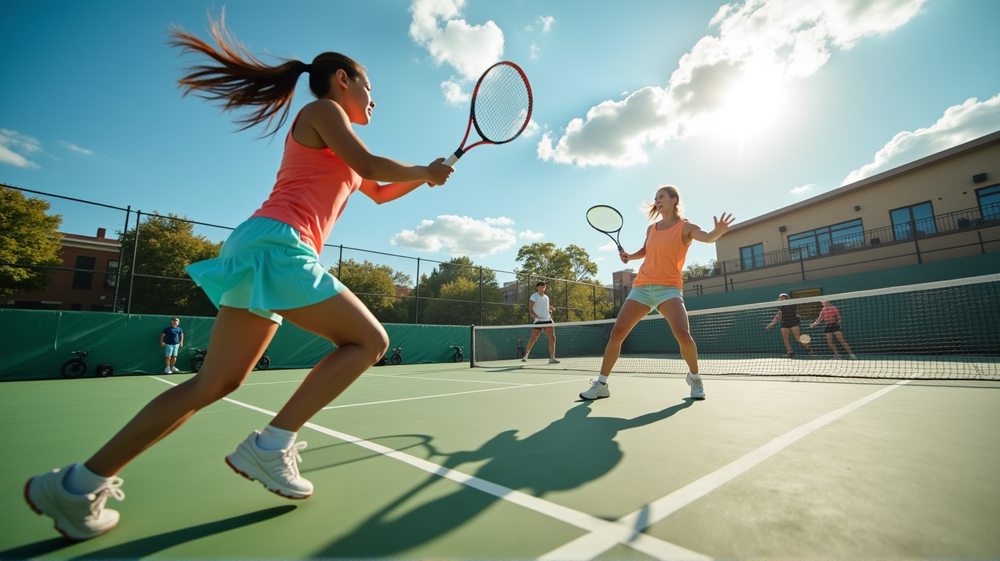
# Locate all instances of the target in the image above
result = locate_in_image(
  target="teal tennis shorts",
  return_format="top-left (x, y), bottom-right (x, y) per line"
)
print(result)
top-left (626, 284), bottom-right (684, 309)
top-left (186, 217), bottom-right (346, 324)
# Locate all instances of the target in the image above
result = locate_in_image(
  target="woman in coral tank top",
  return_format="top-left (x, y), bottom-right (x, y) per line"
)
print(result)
top-left (579, 186), bottom-right (733, 403)
top-left (25, 16), bottom-right (453, 540)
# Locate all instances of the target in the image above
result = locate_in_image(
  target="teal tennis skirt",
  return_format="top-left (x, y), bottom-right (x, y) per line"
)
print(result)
top-left (186, 217), bottom-right (346, 324)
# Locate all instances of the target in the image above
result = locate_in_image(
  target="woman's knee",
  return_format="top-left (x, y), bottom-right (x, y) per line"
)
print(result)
top-left (674, 330), bottom-right (695, 347)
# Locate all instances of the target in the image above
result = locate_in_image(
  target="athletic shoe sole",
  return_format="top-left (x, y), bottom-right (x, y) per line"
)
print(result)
top-left (224, 456), bottom-right (311, 500)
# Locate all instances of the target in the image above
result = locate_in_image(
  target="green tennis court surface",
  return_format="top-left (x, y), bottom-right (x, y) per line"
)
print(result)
top-left (2, 363), bottom-right (998, 559)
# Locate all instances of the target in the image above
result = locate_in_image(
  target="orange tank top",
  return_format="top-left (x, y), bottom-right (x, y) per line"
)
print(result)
top-left (633, 219), bottom-right (689, 289)
top-left (250, 117), bottom-right (362, 253)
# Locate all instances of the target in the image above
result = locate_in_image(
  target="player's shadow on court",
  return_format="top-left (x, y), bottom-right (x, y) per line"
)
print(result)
top-left (1, 506), bottom-right (295, 560)
top-left (316, 399), bottom-right (695, 558)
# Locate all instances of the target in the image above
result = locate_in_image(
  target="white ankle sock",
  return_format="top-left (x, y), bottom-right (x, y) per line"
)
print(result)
top-left (256, 425), bottom-right (296, 451)
top-left (597, 374), bottom-right (609, 384)
top-left (63, 463), bottom-right (111, 495)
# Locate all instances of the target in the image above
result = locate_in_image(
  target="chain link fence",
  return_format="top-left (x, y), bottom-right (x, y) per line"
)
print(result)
top-left (2, 184), bottom-right (618, 325)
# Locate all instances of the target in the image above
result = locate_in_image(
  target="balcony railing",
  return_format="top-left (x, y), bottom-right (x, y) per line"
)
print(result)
top-left (688, 202), bottom-right (1000, 279)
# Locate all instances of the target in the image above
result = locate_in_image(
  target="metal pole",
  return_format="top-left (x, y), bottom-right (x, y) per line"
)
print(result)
top-left (337, 244), bottom-right (343, 278)
top-left (112, 206), bottom-right (130, 313)
top-left (478, 266), bottom-right (483, 326)
top-left (722, 260), bottom-right (728, 292)
top-left (592, 284), bottom-right (596, 320)
top-left (800, 250), bottom-right (806, 281)
top-left (978, 231), bottom-right (986, 254)
top-left (414, 257), bottom-right (421, 324)
top-left (126, 210), bottom-right (141, 314)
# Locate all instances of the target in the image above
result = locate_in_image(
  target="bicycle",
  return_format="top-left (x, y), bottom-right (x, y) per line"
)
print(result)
top-left (451, 345), bottom-right (464, 362)
top-left (190, 348), bottom-right (270, 373)
top-left (384, 347), bottom-right (402, 365)
top-left (61, 350), bottom-right (89, 379)
top-left (190, 348), bottom-right (208, 373)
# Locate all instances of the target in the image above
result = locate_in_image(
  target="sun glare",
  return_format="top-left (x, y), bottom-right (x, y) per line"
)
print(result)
top-left (712, 71), bottom-right (787, 139)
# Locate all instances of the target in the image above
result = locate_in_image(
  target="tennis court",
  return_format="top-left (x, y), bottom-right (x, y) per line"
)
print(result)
top-left (2, 361), bottom-right (998, 559)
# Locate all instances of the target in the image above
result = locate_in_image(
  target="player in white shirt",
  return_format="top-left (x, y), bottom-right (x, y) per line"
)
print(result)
top-left (523, 281), bottom-right (559, 364)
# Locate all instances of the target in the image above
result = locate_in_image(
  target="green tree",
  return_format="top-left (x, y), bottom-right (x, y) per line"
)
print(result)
top-left (118, 213), bottom-right (221, 316)
top-left (0, 187), bottom-right (63, 298)
top-left (683, 259), bottom-right (719, 280)
top-left (514, 242), bottom-right (610, 321)
top-left (418, 256), bottom-right (499, 298)
top-left (334, 258), bottom-right (402, 321)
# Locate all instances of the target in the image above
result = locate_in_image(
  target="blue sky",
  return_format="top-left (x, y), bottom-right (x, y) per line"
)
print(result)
top-left (3, 0), bottom-right (999, 286)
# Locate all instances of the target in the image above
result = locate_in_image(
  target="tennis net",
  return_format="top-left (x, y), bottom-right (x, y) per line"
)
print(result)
top-left (470, 274), bottom-right (1000, 380)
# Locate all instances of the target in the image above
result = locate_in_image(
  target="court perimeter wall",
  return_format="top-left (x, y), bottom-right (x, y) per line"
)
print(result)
top-left (0, 311), bottom-right (469, 381)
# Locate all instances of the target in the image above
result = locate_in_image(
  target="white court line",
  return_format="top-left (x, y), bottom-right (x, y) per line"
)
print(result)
top-left (321, 378), bottom-right (588, 410)
top-left (149, 376), bottom-right (706, 560)
top-left (539, 380), bottom-right (911, 561)
top-left (364, 373), bottom-right (532, 386)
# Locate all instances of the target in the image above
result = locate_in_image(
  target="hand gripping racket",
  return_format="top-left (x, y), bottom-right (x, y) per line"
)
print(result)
top-left (444, 61), bottom-right (533, 166)
top-left (586, 205), bottom-right (625, 253)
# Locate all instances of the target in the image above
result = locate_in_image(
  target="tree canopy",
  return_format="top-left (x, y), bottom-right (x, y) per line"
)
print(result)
top-left (0, 187), bottom-right (63, 298)
top-left (119, 212), bottom-right (221, 315)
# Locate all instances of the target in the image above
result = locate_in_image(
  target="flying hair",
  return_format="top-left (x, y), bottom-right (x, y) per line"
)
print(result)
top-left (643, 185), bottom-right (685, 222)
top-left (169, 11), bottom-right (363, 138)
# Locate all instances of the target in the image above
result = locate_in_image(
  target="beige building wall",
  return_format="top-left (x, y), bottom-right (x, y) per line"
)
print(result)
top-left (716, 132), bottom-right (1000, 263)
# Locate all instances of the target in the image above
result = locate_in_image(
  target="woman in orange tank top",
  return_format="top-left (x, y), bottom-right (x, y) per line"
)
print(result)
top-left (24, 16), bottom-right (455, 540)
top-left (579, 186), bottom-right (733, 402)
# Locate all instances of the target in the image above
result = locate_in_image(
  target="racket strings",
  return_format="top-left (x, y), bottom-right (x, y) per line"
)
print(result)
top-left (473, 66), bottom-right (531, 143)
top-left (587, 206), bottom-right (623, 233)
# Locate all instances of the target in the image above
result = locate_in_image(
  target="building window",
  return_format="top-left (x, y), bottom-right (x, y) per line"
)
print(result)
top-left (105, 260), bottom-right (120, 289)
top-left (71, 256), bottom-right (97, 290)
top-left (740, 243), bottom-right (764, 269)
top-left (977, 184), bottom-right (1000, 222)
top-left (890, 202), bottom-right (936, 241)
top-left (787, 219), bottom-right (864, 258)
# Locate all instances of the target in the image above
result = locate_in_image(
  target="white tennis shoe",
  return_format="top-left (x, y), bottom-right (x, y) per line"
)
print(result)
top-left (686, 373), bottom-right (706, 400)
top-left (548, 357), bottom-right (560, 364)
top-left (579, 380), bottom-right (610, 400)
top-left (225, 432), bottom-right (313, 499)
top-left (25, 465), bottom-right (124, 541)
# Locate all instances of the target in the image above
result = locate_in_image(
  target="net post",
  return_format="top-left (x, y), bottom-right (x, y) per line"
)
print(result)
top-left (469, 324), bottom-right (476, 368)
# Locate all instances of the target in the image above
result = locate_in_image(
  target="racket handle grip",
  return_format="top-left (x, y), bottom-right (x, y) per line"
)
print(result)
top-left (444, 151), bottom-right (461, 167)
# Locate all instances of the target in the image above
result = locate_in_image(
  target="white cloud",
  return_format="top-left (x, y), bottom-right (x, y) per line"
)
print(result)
top-left (390, 214), bottom-right (517, 256)
top-left (58, 140), bottom-right (94, 155)
top-left (485, 216), bottom-right (514, 226)
top-left (409, 0), bottom-right (504, 84)
top-left (597, 241), bottom-right (619, 252)
top-left (790, 183), bottom-right (814, 195)
top-left (539, 0), bottom-right (927, 167)
top-left (0, 129), bottom-right (42, 168)
top-left (843, 93), bottom-right (1000, 184)
top-left (519, 229), bottom-right (544, 239)
top-left (537, 15), bottom-right (555, 32)
top-left (441, 79), bottom-right (470, 106)
top-left (530, 42), bottom-right (540, 60)
top-left (521, 120), bottom-right (541, 138)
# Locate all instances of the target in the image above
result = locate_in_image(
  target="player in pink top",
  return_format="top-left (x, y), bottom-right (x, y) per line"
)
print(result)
top-left (24, 16), bottom-right (453, 540)
top-left (810, 300), bottom-right (857, 359)
top-left (579, 185), bottom-right (734, 402)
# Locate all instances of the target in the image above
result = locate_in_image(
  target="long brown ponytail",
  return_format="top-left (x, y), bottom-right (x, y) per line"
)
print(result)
top-left (169, 13), bottom-right (364, 137)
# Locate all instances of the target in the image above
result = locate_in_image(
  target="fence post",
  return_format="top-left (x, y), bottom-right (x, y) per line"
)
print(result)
top-left (414, 257), bottom-right (421, 324)
top-left (565, 279), bottom-right (569, 322)
top-left (799, 250), bottom-right (806, 281)
top-left (722, 260), bottom-right (728, 292)
top-left (126, 210), bottom-right (141, 314)
top-left (479, 266), bottom-right (483, 326)
top-left (978, 231), bottom-right (986, 254)
top-left (914, 228), bottom-right (922, 264)
top-left (592, 284), bottom-right (596, 320)
top-left (337, 244), bottom-right (343, 278)
top-left (112, 206), bottom-right (130, 313)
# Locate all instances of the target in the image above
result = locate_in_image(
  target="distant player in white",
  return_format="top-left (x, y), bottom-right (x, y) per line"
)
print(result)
top-left (523, 281), bottom-right (559, 364)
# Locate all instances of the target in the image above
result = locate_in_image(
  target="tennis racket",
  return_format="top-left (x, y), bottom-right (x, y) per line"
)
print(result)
top-left (587, 205), bottom-right (625, 253)
top-left (444, 61), bottom-right (533, 166)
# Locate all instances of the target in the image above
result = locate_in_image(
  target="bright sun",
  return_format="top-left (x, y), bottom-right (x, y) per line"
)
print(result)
top-left (713, 70), bottom-right (787, 138)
